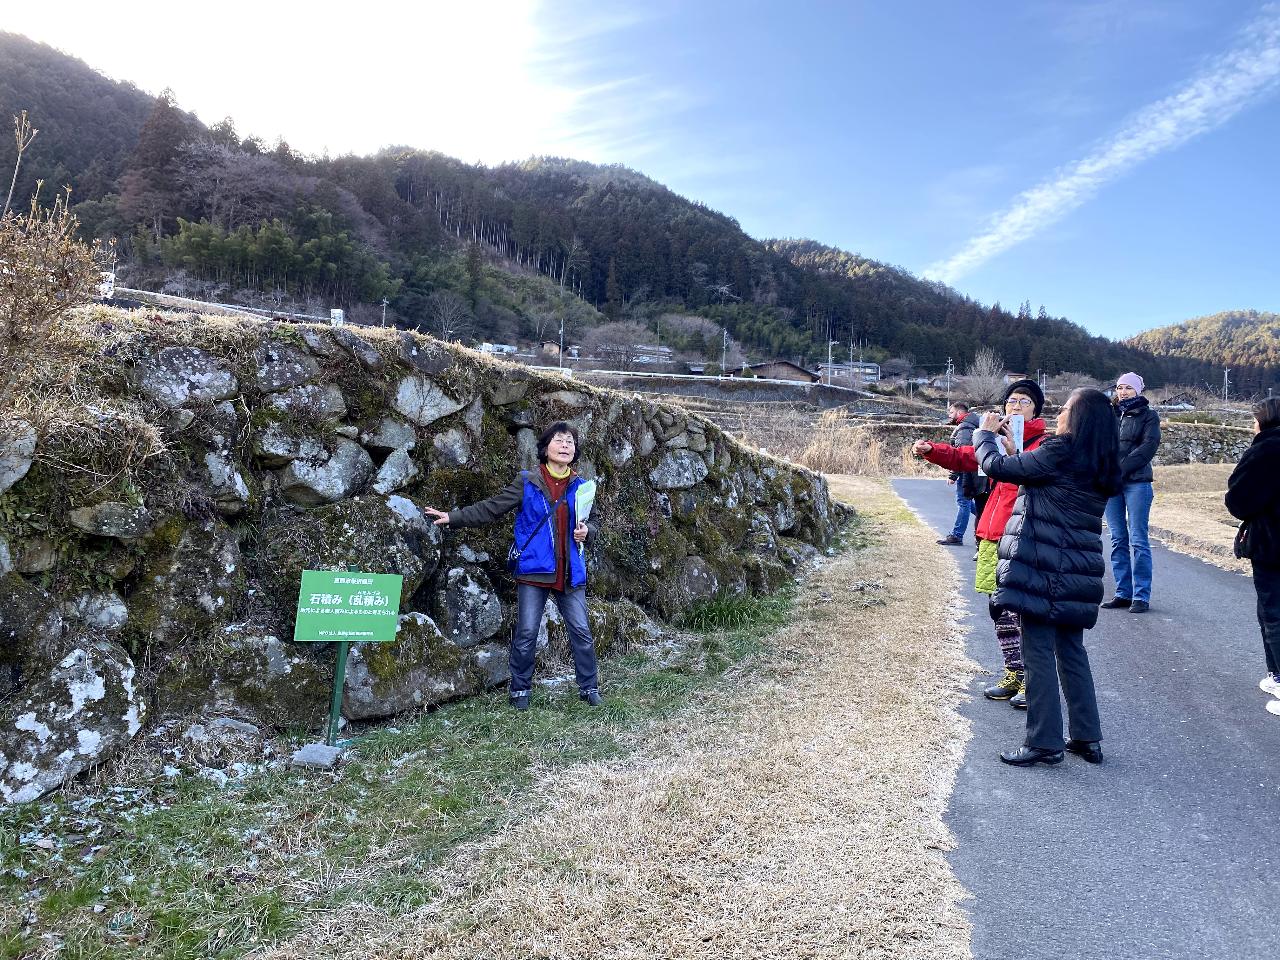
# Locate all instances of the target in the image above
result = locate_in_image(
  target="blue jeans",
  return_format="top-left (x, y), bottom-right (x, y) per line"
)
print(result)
top-left (1105, 482), bottom-right (1155, 603)
top-left (950, 481), bottom-right (975, 540)
top-left (511, 584), bottom-right (598, 697)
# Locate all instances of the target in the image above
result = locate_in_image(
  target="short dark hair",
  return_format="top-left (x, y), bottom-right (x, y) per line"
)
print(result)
top-left (949, 401), bottom-right (970, 412)
top-left (1254, 397), bottom-right (1280, 432)
top-left (536, 421), bottom-right (581, 464)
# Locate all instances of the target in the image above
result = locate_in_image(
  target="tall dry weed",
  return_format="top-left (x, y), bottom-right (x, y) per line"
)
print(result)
top-left (740, 407), bottom-right (935, 477)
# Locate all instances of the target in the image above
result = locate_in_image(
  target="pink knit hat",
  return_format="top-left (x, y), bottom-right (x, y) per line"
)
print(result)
top-left (1116, 372), bottom-right (1144, 393)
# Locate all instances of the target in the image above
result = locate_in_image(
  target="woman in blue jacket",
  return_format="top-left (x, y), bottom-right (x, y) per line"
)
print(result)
top-left (425, 422), bottom-right (600, 711)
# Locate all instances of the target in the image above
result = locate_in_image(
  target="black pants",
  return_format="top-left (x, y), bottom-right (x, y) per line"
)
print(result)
top-left (1020, 615), bottom-right (1102, 750)
top-left (1252, 561), bottom-right (1280, 676)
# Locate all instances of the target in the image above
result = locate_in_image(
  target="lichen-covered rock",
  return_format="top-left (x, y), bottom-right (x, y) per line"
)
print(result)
top-left (361, 416), bottom-right (416, 453)
top-left (67, 501), bottom-right (154, 540)
top-left (135, 347), bottom-right (238, 408)
top-left (649, 450), bottom-right (710, 490)
top-left (432, 428), bottom-right (472, 467)
top-left (372, 448), bottom-right (420, 495)
top-left (154, 627), bottom-right (330, 728)
top-left (544, 598), bottom-right (661, 661)
top-left (0, 421), bottom-right (36, 495)
top-left (674, 556), bottom-right (720, 605)
top-left (0, 639), bottom-right (145, 805)
top-left (399, 334), bottom-right (455, 376)
top-left (181, 716), bottom-right (264, 769)
top-left (61, 592), bottom-right (129, 634)
top-left (258, 494), bottom-right (441, 609)
top-left (251, 423), bottom-right (324, 467)
top-left (254, 342), bottom-right (321, 393)
top-left (0, 537), bottom-right (10, 575)
top-left (463, 397), bottom-right (485, 435)
top-left (0, 573), bottom-right (65, 680)
top-left (279, 438), bottom-right (376, 505)
top-left (13, 537), bottom-right (57, 574)
top-left (487, 374), bottom-right (530, 406)
top-left (204, 451), bottom-right (251, 514)
top-left (429, 566), bottom-right (502, 648)
top-left (392, 374), bottom-right (465, 426)
top-left (343, 613), bottom-right (492, 720)
top-left (266, 384), bottom-right (347, 419)
top-left (542, 390), bottom-right (591, 408)
top-left (332, 327), bottom-right (385, 371)
top-left (127, 520), bottom-right (244, 646)
top-left (516, 427), bottom-right (538, 469)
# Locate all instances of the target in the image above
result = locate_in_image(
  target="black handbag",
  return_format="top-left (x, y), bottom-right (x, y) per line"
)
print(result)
top-left (1235, 522), bottom-right (1251, 560)
top-left (506, 488), bottom-right (569, 574)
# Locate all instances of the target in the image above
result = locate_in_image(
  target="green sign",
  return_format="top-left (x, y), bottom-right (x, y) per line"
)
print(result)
top-left (293, 570), bottom-right (403, 643)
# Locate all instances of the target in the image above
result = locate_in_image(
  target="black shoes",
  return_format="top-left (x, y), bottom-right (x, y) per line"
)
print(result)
top-left (1000, 746), bottom-right (1065, 766)
top-left (579, 690), bottom-right (603, 706)
top-left (1009, 689), bottom-right (1027, 710)
top-left (509, 693), bottom-right (530, 711)
top-left (1100, 596), bottom-right (1131, 609)
top-left (1066, 739), bottom-right (1103, 764)
top-left (983, 669), bottom-right (1024, 701)
top-left (1130, 600), bottom-right (1149, 613)
top-left (936, 534), bottom-right (964, 546)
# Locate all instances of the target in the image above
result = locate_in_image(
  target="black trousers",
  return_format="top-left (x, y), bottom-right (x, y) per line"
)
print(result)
top-left (1252, 561), bottom-right (1280, 676)
top-left (1020, 615), bottom-right (1103, 750)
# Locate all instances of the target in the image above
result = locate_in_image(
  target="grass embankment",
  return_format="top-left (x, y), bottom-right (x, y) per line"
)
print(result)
top-left (1149, 463), bottom-right (1246, 574)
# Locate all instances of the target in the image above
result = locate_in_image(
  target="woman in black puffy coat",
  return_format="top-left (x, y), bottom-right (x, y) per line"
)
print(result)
top-left (1225, 397), bottom-right (1280, 716)
top-left (974, 387), bottom-right (1122, 767)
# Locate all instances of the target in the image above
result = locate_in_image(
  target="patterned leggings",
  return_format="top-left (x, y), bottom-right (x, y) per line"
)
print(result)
top-left (990, 602), bottom-right (1025, 673)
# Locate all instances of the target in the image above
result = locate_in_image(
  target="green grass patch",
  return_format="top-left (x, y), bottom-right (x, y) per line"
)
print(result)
top-left (0, 582), bottom-right (801, 959)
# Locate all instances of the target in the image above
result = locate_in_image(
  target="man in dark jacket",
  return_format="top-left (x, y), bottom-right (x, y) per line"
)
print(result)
top-left (1101, 372), bottom-right (1161, 613)
top-left (1225, 398), bottom-right (1280, 715)
top-left (937, 402), bottom-right (982, 546)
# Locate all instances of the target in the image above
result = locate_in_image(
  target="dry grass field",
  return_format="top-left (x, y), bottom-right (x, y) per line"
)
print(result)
top-left (1149, 463), bottom-right (1246, 574)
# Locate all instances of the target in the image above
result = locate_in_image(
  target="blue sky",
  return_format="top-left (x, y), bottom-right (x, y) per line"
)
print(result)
top-left (10, 1), bottom-right (1279, 340)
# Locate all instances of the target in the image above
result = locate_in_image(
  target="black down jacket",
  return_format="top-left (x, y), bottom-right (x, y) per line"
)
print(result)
top-left (1116, 397), bottom-right (1161, 484)
top-left (1226, 425), bottom-right (1280, 566)
top-left (950, 411), bottom-right (985, 499)
top-left (974, 429), bottom-right (1111, 629)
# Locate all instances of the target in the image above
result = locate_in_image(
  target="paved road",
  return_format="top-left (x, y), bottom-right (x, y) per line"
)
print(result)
top-left (893, 478), bottom-right (1277, 960)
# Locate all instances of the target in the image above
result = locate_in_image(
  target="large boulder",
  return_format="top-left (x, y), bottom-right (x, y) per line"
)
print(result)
top-left (332, 327), bottom-right (385, 371)
top-left (258, 494), bottom-right (442, 609)
top-left (127, 520), bottom-right (244, 646)
top-left (343, 613), bottom-right (499, 720)
top-left (649, 449), bottom-right (710, 490)
top-left (154, 627), bottom-right (330, 728)
top-left (0, 639), bottom-right (145, 805)
top-left (392, 374), bottom-right (466, 426)
top-left (429, 566), bottom-right (503, 648)
top-left (0, 573), bottom-right (65, 696)
top-left (254, 342), bottom-right (321, 393)
top-left (204, 451), bottom-right (251, 515)
top-left (279, 438), bottom-right (376, 506)
top-left (0, 421), bottom-right (36, 495)
top-left (67, 501), bottom-right (154, 540)
top-left (372, 448), bottom-right (420, 495)
top-left (266, 383), bottom-right (347, 419)
top-left (135, 347), bottom-right (238, 408)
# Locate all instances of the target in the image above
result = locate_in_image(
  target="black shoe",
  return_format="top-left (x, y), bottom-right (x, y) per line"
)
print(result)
top-left (1009, 689), bottom-right (1027, 710)
top-left (936, 535), bottom-right (964, 546)
top-left (999, 746), bottom-right (1065, 766)
top-left (579, 690), bottom-right (602, 706)
top-left (983, 669), bottom-right (1023, 701)
top-left (1065, 739), bottom-right (1103, 764)
top-left (509, 693), bottom-right (530, 711)
top-left (1129, 600), bottom-right (1149, 613)
top-left (1100, 596), bottom-right (1131, 609)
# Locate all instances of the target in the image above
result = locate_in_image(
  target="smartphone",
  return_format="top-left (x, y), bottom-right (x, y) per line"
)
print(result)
top-left (1007, 414), bottom-right (1025, 453)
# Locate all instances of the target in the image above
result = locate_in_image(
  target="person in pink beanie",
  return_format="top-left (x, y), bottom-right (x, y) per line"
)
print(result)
top-left (1101, 372), bottom-right (1161, 613)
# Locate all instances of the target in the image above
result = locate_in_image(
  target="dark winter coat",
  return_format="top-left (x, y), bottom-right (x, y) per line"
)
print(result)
top-left (974, 429), bottom-right (1111, 629)
top-left (949, 411), bottom-right (984, 499)
top-left (449, 469), bottom-right (597, 588)
top-left (1226, 426), bottom-right (1280, 566)
top-left (1115, 397), bottom-right (1161, 484)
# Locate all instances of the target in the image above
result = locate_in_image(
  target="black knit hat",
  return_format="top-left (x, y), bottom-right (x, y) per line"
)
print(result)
top-left (1003, 378), bottom-right (1044, 417)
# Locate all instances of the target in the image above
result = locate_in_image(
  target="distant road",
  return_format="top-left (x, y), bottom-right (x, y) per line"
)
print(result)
top-left (894, 477), bottom-right (1277, 960)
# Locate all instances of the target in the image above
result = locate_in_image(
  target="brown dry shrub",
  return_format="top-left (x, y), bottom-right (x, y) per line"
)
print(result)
top-left (740, 407), bottom-right (934, 477)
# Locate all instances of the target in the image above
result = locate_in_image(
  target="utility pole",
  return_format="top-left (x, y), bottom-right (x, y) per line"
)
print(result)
top-left (721, 327), bottom-right (728, 378)
top-left (1223, 368), bottom-right (1231, 404)
top-left (945, 357), bottom-right (954, 405)
top-left (380, 297), bottom-right (388, 327)
top-left (559, 316), bottom-right (565, 371)
top-left (827, 340), bottom-right (838, 386)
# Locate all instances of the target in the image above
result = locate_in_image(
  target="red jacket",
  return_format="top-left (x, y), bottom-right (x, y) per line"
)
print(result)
top-left (924, 419), bottom-right (1047, 542)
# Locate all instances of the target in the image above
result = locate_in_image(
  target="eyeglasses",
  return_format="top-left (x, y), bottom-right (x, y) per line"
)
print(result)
top-left (1005, 398), bottom-right (1035, 407)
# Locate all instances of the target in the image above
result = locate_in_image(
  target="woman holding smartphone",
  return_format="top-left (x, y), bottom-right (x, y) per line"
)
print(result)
top-left (974, 387), bottom-right (1121, 766)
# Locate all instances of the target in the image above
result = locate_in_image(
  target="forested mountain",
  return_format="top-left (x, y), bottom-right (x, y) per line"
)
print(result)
top-left (0, 31), bottom-right (1243, 387)
top-left (1126, 310), bottom-right (1280, 395)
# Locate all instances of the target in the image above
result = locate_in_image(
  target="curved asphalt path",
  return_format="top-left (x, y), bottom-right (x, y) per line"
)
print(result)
top-left (893, 478), bottom-right (1277, 960)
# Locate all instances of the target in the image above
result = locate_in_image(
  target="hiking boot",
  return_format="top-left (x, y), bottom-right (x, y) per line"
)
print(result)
top-left (1100, 596), bottom-right (1131, 609)
top-left (509, 692), bottom-right (530, 711)
top-left (936, 534), bottom-right (964, 545)
top-left (1010, 689), bottom-right (1027, 710)
top-left (983, 669), bottom-right (1024, 701)
top-left (1260, 673), bottom-right (1280, 697)
top-left (579, 690), bottom-right (603, 707)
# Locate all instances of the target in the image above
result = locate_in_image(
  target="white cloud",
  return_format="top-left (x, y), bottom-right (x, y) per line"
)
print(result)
top-left (925, 3), bottom-right (1280, 284)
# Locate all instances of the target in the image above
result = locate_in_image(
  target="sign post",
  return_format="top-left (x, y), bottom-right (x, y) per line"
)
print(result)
top-left (293, 570), bottom-right (403, 745)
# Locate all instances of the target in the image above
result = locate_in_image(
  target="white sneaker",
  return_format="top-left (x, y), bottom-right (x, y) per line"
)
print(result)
top-left (1267, 700), bottom-right (1280, 717)
top-left (1261, 674), bottom-right (1280, 697)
